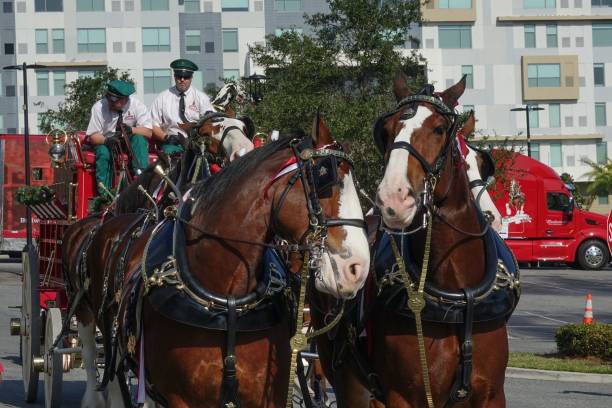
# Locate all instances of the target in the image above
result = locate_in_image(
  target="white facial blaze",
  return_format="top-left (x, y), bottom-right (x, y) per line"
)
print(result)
top-left (465, 146), bottom-right (502, 232)
top-left (214, 118), bottom-right (254, 161)
top-left (316, 170), bottom-right (369, 299)
top-left (380, 106), bottom-right (433, 195)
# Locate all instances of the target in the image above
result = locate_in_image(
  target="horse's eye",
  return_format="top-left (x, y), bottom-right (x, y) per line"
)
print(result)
top-left (433, 126), bottom-right (445, 135)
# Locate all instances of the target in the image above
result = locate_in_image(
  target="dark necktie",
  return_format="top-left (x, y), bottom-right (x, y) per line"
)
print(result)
top-left (115, 110), bottom-right (123, 133)
top-left (179, 92), bottom-right (188, 123)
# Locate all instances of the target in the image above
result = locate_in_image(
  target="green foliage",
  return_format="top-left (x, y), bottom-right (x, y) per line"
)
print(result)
top-left (582, 159), bottom-right (612, 198)
top-left (560, 173), bottom-right (594, 209)
top-left (556, 323), bottom-right (612, 361)
top-left (39, 68), bottom-right (133, 134)
top-left (15, 185), bottom-right (55, 206)
top-left (245, 0), bottom-right (425, 196)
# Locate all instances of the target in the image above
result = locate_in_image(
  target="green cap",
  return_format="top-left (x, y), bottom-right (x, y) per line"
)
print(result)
top-left (107, 80), bottom-right (135, 97)
top-left (170, 59), bottom-right (199, 74)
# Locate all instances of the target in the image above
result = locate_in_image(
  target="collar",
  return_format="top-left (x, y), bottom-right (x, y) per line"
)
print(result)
top-left (172, 86), bottom-right (192, 96)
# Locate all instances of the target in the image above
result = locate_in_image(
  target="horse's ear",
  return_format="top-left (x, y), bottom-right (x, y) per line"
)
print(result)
top-left (311, 114), bottom-right (333, 147)
top-left (441, 75), bottom-right (466, 108)
top-left (224, 104), bottom-right (236, 118)
top-left (393, 71), bottom-right (412, 101)
top-left (461, 112), bottom-right (476, 137)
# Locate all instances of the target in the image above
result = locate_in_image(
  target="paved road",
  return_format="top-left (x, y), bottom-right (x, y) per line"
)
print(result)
top-left (1, 260), bottom-right (611, 407)
top-left (508, 266), bottom-right (612, 354)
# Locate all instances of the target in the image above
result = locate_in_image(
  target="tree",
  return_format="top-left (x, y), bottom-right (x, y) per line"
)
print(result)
top-left (582, 159), bottom-right (612, 201)
top-left (560, 172), bottom-right (594, 209)
top-left (39, 68), bottom-right (133, 134)
top-left (245, 0), bottom-right (425, 195)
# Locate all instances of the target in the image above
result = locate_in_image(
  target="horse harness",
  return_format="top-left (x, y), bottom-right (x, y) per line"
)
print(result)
top-left (130, 136), bottom-right (366, 408)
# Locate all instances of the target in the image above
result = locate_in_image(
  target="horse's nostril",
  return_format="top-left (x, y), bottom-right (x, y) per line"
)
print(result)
top-left (349, 263), bottom-right (357, 276)
top-left (386, 207), bottom-right (396, 217)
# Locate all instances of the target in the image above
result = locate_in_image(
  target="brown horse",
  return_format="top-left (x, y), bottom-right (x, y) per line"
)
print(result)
top-left (312, 74), bottom-right (519, 408)
top-left (62, 113), bottom-right (255, 408)
top-left (104, 117), bottom-right (370, 408)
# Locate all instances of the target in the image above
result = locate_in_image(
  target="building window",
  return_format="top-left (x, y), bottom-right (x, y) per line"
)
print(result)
top-left (274, 0), bottom-right (302, 11)
top-left (191, 71), bottom-right (203, 91)
top-left (223, 69), bottom-right (240, 81)
top-left (596, 102), bottom-right (607, 126)
top-left (221, 0), bottom-right (248, 11)
top-left (4, 2), bottom-right (13, 13)
top-left (461, 65), bottom-right (473, 89)
top-left (546, 24), bottom-right (557, 47)
top-left (0, 114), bottom-right (3, 131)
top-left (77, 28), bottom-right (106, 52)
top-left (549, 103), bottom-right (560, 127)
top-left (524, 0), bottom-right (556, 7)
top-left (54, 71), bottom-right (65, 96)
top-left (144, 69), bottom-right (170, 93)
top-left (439, 25), bottom-right (472, 49)
top-left (439, 0), bottom-right (472, 7)
top-left (592, 0), bottom-right (612, 7)
top-left (529, 104), bottom-right (540, 128)
top-left (185, 30), bottom-right (200, 53)
top-left (594, 63), bottom-right (605, 86)
top-left (77, 0), bottom-right (105, 11)
top-left (6, 85), bottom-right (15, 96)
top-left (79, 70), bottom-right (98, 78)
top-left (35, 0), bottom-right (63, 12)
top-left (223, 28), bottom-right (238, 52)
top-left (142, 28), bottom-right (170, 52)
top-left (52, 29), bottom-right (64, 53)
top-left (4, 43), bottom-right (14, 55)
top-left (598, 195), bottom-right (609, 205)
top-left (35, 29), bottom-right (49, 54)
top-left (141, 0), bottom-right (168, 10)
top-left (275, 28), bottom-right (303, 36)
top-left (37, 71), bottom-right (49, 96)
top-left (596, 141), bottom-right (607, 164)
top-left (205, 41), bottom-right (215, 53)
top-left (184, 0), bottom-right (200, 11)
top-left (550, 142), bottom-right (562, 167)
top-left (531, 143), bottom-right (540, 160)
top-left (524, 24), bottom-right (536, 48)
top-left (527, 63), bottom-right (561, 87)
top-left (593, 23), bottom-right (612, 47)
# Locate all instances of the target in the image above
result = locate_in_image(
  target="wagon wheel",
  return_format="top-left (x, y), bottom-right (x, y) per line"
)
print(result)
top-left (44, 308), bottom-right (64, 408)
top-left (21, 248), bottom-right (41, 402)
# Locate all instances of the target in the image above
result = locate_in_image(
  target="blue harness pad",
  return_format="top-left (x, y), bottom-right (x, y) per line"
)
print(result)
top-left (373, 218), bottom-right (520, 324)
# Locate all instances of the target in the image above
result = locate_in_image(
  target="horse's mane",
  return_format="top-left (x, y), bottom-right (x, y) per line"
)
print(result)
top-left (191, 131), bottom-right (305, 214)
top-left (115, 154), bottom-right (172, 214)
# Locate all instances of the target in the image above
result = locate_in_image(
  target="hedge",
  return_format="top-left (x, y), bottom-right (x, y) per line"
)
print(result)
top-left (555, 323), bottom-right (612, 361)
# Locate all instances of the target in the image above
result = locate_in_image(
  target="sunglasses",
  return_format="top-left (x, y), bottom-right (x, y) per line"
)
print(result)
top-left (174, 73), bottom-right (193, 80)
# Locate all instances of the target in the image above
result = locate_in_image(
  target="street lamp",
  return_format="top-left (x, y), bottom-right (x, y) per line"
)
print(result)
top-left (242, 73), bottom-right (266, 103)
top-left (510, 105), bottom-right (544, 158)
top-left (3, 62), bottom-right (47, 250)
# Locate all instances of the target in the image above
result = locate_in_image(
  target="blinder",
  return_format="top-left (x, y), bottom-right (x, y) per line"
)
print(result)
top-left (313, 155), bottom-right (339, 197)
top-left (466, 142), bottom-right (495, 182)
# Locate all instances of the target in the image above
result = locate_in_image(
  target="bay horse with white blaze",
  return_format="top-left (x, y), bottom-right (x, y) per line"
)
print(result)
top-left (62, 113), bottom-right (255, 408)
top-left (312, 74), bottom-right (520, 408)
top-left (111, 116), bottom-right (370, 407)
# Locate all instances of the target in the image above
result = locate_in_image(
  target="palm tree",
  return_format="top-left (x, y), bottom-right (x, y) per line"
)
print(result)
top-left (582, 159), bottom-right (612, 197)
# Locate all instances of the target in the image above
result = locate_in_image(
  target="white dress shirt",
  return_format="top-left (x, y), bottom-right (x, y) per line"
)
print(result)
top-left (86, 95), bottom-right (151, 138)
top-left (150, 85), bottom-right (215, 139)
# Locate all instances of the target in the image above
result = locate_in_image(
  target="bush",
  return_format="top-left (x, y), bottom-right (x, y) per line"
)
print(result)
top-left (555, 323), bottom-right (612, 361)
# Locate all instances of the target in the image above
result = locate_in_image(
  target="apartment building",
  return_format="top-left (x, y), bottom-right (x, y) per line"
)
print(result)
top-left (1, 0), bottom-right (611, 210)
top-left (418, 0), bottom-right (612, 212)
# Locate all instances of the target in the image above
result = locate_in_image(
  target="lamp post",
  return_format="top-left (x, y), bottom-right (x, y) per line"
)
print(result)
top-left (3, 62), bottom-right (47, 250)
top-left (243, 73), bottom-right (266, 103)
top-left (511, 105), bottom-right (544, 158)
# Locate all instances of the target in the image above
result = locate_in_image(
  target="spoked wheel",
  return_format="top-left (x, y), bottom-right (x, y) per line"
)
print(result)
top-left (44, 308), bottom-right (63, 408)
top-left (21, 248), bottom-right (41, 402)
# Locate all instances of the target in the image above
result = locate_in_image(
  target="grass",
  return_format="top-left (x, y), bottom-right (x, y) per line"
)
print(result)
top-left (508, 352), bottom-right (612, 374)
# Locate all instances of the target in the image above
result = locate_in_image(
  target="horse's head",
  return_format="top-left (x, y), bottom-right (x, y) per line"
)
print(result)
top-left (180, 110), bottom-right (254, 161)
top-left (272, 117), bottom-right (370, 299)
top-left (374, 73), bottom-right (465, 229)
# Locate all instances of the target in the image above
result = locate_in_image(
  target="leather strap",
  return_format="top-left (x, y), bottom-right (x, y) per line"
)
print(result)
top-left (219, 296), bottom-right (241, 407)
top-left (448, 288), bottom-right (475, 404)
top-left (468, 179), bottom-right (485, 189)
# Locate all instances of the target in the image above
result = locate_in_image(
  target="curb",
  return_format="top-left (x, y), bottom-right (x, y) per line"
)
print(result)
top-left (506, 367), bottom-right (612, 384)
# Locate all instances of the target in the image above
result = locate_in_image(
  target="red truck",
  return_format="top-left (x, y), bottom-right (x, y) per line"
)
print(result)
top-left (493, 151), bottom-right (610, 270)
top-left (0, 134), bottom-right (53, 258)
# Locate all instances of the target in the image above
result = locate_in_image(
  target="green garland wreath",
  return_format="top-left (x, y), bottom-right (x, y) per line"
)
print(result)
top-left (15, 185), bottom-right (56, 206)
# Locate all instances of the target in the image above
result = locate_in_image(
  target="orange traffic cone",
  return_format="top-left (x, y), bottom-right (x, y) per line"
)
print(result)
top-left (583, 293), bottom-right (594, 324)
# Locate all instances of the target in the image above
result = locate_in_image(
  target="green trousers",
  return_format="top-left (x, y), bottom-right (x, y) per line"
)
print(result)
top-left (160, 143), bottom-right (184, 155)
top-left (94, 134), bottom-right (149, 195)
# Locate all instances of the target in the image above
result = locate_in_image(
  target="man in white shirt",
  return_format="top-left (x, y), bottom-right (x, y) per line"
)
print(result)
top-left (86, 80), bottom-right (152, 195)
top-left (150, 59), bottom-right (215, 154)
